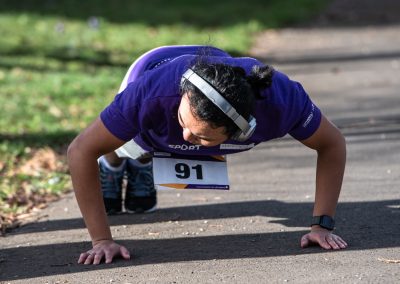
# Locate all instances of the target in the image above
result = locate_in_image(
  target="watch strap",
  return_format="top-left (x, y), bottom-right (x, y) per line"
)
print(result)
top-left (311, 215), bottom-right (335, 230)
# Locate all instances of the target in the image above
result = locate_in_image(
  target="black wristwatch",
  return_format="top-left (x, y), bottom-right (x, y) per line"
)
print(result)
top-left (311, 215), bottom-right (335, 231)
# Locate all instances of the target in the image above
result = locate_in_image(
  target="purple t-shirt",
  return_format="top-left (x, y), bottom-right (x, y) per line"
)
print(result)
top-left (100, 51), bottom-right (321, 156)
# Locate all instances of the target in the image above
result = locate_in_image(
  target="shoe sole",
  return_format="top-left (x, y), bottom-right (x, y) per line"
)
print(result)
top-left (125, 204), bottom-right (157, 214)
top-left (107, 211), bottom-right (124, 216)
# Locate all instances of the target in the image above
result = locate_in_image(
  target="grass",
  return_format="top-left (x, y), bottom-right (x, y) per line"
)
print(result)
top-left (0, 0), bottom-right (329, 230)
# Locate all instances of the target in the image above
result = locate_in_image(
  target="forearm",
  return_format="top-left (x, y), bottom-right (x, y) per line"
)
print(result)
top-left (68, 146), bottom-right (112, 244)
top-left (313, 135), bottom-right (346, 217)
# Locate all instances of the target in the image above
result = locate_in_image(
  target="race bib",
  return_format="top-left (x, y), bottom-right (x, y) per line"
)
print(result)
top-left (152, 152), bottom-right (229, 190)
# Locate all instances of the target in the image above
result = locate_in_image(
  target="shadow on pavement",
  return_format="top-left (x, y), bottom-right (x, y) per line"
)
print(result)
top-left (0, 231), bottom-right (334, 281)
top-left (1, 199), bottom-right (399, 280)
top-left (7, 199), bottom-right (400, 234)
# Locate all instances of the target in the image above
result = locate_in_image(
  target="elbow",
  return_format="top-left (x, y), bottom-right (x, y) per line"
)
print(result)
top-left (315, 126), bottom-right (346, 157)
top-left (336, 130), bottom-right (347, 158)
top-left (67, 134), bottom-right (103, 167)
top-left (67, 137), bottom-right (80, 167)
top-left (319, 130), bottom-right (347, 162)
top-left (67, 135), bottom-right (90, 166)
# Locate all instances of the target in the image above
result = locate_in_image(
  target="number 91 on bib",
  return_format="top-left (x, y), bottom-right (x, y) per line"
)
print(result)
top-left (152, 152), bottom-right (229, 190)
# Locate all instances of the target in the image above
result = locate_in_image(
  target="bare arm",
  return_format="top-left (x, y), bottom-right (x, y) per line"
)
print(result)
top-left (299, 114), bottom-right (348, 249)
top-left (67, 117), bottom-right (129, 263)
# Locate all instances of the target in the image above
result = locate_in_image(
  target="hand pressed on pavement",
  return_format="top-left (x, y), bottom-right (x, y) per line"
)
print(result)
top-left (78, 240), bottom-right (130, 265)
top-left (301, 227), bottom-right (348, 250)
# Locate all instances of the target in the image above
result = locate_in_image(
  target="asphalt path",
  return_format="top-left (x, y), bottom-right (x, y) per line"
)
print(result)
top-left (1, 1), bottom-right (400, 283)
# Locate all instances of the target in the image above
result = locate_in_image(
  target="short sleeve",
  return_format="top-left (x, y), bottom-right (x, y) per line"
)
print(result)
top-left (269, 71), bottom-right (322, 141)
top-left (100, 82), bottom-right (143, 141)
top-left (287, 82), bottom-right (322, 141)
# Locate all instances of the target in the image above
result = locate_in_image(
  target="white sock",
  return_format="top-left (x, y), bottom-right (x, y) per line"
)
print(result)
top-left (98, 156), bottom-right (126, 172)
top-left (128, 158), bottom-right (152, 168)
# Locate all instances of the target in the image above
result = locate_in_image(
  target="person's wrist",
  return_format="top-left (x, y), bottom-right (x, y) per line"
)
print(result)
top-left (92, 238), bottom-right (114, 247)
top-left (311, 224), bottom-right (330, 231)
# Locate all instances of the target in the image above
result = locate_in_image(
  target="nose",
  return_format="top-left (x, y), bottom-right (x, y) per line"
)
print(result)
top-left (182, 128), bottom-right (196, 144)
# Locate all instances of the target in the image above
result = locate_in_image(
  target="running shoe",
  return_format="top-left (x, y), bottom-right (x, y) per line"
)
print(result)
top-left (125, 161), bottom-right (157, 213)
top-left (99, 161), bottom-right (124, 214)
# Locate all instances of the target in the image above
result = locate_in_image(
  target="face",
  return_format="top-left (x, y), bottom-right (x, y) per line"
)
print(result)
top-left (177, 94), bottom-right (228, 147)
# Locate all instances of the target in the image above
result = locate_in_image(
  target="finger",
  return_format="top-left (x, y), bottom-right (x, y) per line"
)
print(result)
top-left (84, 254), bottom-right (95, 265)
top-left (318, 236), bottom-right (331, 250)
top-left (104, 250), bottom-right (114, 264)
top-left (120, 246), bottom-right (131, 260)
top-left (300, 235), bottom-right (310, 248)
top-left (93, 252), bottom-right (105, 265)
top-left (336, 236), bottom-right (348, 247)
top-left (335, 239), bottom-right (347, 249)
top-left (326, 235), bottom-right (339, 250)
top-left (334, 237), bottom-right (348, 249)
top-left (78, 252), bottom-right (89, 264)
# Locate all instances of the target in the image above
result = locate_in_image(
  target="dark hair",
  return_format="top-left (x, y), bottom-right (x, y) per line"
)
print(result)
top-left (180, 60), bottom-right (274, 137)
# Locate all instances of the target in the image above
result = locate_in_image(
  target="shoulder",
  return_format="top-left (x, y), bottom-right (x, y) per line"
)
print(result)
top-left (271, 70), bottom-right (293, 87)
top-left (122, 56), bottom-right (193, 104)
top-left (258, 70), bottom-right (305, 99)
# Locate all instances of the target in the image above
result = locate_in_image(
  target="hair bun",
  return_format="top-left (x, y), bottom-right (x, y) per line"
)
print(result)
top-left (246, 65), bottom-right (274, 97)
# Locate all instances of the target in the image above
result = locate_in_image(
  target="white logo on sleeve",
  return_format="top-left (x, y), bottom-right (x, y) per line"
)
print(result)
top-left (302, 104), bottom-right (315, 128)
top-left (220, 143), bottom-right (255, 150)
